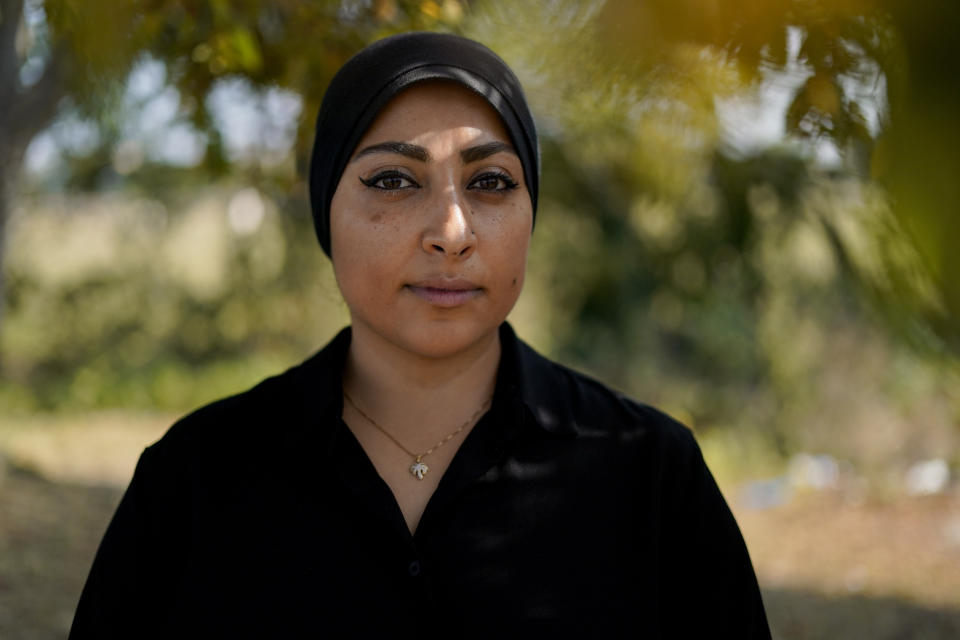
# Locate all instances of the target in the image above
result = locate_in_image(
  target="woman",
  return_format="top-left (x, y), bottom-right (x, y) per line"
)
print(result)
top-left (71, 32), bottom-right (770, 637)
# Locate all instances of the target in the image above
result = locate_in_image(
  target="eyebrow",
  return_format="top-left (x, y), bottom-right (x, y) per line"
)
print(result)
top-left (351, 140), bottom-right (517, 164)
top-left (460, 141), bottom-right (516, 164)
top-left (352, 141), bottom-right (429, 162)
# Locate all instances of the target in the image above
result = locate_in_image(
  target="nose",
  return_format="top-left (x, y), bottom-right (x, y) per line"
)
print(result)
top-left (421, 186), bottom-right (476, 259)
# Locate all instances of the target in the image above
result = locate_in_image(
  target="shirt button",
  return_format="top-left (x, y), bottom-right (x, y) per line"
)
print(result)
top-left (408, 560), bottom-right (421, 577)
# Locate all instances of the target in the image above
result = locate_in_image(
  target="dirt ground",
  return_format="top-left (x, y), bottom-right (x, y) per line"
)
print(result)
top-left (1, 414), bottom-right (958, 639)
top-left (735, 492), bottom-right (960, 639)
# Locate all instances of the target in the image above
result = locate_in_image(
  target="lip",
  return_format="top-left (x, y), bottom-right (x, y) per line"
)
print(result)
top-left (406, 277), bottom-right (482, 308)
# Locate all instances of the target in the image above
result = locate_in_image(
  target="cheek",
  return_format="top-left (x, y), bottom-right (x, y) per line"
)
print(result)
top-left (331, 205), bottom-right (415, 309)
top-left (330, 179), bottom-right (393, 248)
top-left (331, 188), bottom-right (398, 264)
top-left (490, 208), bottom-right (532, 288)
top-left (333, 231), bottom-right (389, 291)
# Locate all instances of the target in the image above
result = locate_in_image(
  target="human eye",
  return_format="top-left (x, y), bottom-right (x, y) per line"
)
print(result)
top-left (467, 171), bottom-right (519, 194)
top-left (358, 170), bottom-right (420, 191)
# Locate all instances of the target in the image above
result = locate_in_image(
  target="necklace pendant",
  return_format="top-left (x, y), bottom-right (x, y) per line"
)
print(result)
top-left (410, 456), bottom-right (429, 480)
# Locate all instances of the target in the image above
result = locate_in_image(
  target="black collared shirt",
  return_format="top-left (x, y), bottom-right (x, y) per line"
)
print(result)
top-left (71, 324), bottom-right (770, 638)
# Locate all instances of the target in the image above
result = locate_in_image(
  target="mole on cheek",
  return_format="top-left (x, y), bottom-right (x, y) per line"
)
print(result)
top-left (370, 212), bottom-right (384, 224)
top-left (512, 277), bottom-right (517, 286)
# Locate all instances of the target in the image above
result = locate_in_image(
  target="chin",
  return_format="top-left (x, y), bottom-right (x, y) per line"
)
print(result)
top-left (390, 318), bottom-right (501, 360)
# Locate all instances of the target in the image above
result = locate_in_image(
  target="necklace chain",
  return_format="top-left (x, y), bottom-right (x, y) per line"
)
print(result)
top-left (342, 390), bottom-right (492, 480)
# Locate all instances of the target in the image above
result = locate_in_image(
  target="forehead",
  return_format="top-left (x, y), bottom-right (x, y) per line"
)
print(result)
top-left (356, 80), bottom-right (512, 147)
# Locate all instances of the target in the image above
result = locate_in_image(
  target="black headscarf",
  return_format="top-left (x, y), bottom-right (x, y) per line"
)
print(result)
top-left (308, 31), bottom-right (540, 258)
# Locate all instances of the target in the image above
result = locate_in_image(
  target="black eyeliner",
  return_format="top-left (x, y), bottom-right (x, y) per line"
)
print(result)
top-left (470, 171), bottom-right (519, 191)
top-left (359, 169), bottom-right (419, 189)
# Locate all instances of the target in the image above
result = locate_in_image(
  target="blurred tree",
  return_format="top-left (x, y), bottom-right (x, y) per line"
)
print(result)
top-left (591, 0), bottom-right (960, 350)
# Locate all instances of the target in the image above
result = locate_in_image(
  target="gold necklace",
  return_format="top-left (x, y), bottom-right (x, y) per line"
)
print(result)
top-left (342, 390), bottom-right (492, 480)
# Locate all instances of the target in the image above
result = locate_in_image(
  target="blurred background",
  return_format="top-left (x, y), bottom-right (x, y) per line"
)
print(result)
top-left (1, 0), bottom-right (958, 637)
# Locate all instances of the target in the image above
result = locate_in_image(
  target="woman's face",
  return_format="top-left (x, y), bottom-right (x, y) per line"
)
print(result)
top-left (330, 81), bottom-right (533, 359)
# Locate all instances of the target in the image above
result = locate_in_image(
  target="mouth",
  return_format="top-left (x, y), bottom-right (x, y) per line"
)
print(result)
top-left (406, 277), bottom-right (482, 308)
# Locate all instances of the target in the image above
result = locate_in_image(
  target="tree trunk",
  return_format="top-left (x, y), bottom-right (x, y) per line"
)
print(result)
top-left (0, 0), bottom-right (66, 350)
top-left (0, 166), bottom-right (7, 353)
top-left (0, 147), bottom-right (23, 350)
top-left (0, 0), bottom-right (22, 351)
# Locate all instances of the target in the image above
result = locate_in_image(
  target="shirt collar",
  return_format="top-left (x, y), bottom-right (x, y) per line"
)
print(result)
top-left (287, 326), bottom-right (351, 447)
top-left (496, 322), bottom-right (579, 438)
top-left (291, 322), bottom-right (578, 439)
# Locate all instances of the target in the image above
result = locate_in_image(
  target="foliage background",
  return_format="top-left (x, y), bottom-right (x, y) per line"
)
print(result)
top-left (0, 0), bottom-right (958, 637)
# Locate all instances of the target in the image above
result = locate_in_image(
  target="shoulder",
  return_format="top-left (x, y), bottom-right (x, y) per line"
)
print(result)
top-left (143, 341), bottom-right (343, 471)
top-left (513, 337), bottom-right (698, 456)
top-left (163, 362), bottom-right (305, 438)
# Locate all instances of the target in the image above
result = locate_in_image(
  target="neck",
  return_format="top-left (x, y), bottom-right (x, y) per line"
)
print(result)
top-left (342, 324), bottom-right (501, 443)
